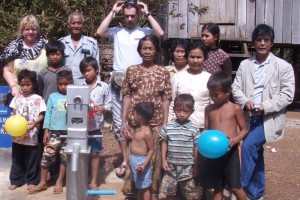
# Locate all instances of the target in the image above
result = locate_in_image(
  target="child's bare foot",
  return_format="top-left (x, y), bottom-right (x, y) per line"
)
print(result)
top-left (28, 183), bottom-right (47, 194)
top-left (7, 185), bottom-right (18, 190)
top-left (27, 184), bottom-right (35, 190)
top-left (90, 182), bottom-right (98, 190)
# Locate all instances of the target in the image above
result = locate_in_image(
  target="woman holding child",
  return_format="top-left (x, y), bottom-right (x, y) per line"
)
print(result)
top-left (121, 34), bottom-right (172, 200)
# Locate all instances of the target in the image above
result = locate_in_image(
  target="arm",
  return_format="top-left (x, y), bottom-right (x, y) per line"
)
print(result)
top-left (203, 106), bottom-right (209, 131)
top-left (230, 106), bottom-right (248, 147)
top-left (162, 99), bottom-right (170, 125)
top-left (161, 139), bottom-right (169, 171)
top-left (37, 73), bottom-right (44, 97)
top-left (96, 1), bottom-right (125, 38)
top-left (138, 2), bottom-right (164, 38)
top-left (3, 65), bottom-right (20, 96)
top-left (137, 129), bottom-right (154, 173)
top-left (28, 111), bottom-right (45, 130)
top-left (43, 129), bottom-right (49, 145)
top-left (120, 95), bottom-right (131, 137)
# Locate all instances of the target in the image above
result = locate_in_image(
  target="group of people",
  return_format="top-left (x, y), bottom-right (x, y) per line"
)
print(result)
top-left (0, 0), bottom-right (295, 200)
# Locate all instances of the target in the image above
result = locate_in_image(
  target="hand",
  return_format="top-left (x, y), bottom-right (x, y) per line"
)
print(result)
top-left (136, 164), bottom-right (146, 174)
top-left (229, 137), bottom-right (240, 149)
top-left (162, 160), bottom-right (170, 171)
top-left (11, 86), bottom-right (20, 97)
top-left (113, 1), bottom-right (125, 13)
top-left (137, 2), bottom-right (149, 14)
top-left (94, 105), bottom-right (104, 115)
top-left (120, 122), bottom-right (127, 138)
top-left (43, 130), bottom-right (49, 145)
top-left (27, 120), bottom-right (36, 130)
top-left (245, 100), bottom-right (255, 111)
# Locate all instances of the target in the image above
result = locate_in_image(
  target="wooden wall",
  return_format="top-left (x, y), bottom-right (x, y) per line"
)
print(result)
top-left (164, 0), bottom-right (300, 44)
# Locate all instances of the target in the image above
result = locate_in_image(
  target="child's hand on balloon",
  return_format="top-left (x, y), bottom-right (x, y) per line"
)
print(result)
top-left (27, 120), bottom-right (36, 130)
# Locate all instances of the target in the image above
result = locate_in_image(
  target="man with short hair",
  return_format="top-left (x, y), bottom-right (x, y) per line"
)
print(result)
top-left (232, 24), bottom-right (295, 200)
top-left (59, 12), bottom-right (99, 85)
top-left (96, 0), bottom-right (163, 187)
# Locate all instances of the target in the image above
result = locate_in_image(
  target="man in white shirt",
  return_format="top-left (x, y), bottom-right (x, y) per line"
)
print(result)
top-left (96, 0), bottom-right (164, 188)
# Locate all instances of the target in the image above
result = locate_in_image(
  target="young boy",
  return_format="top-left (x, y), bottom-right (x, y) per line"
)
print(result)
top-left (201, 72), bottom-right (248, 200)
top-left (38, 40), bottom-right (71, 103)
top-left (79, 57), bottom-right (111, 189)
top-left (29, 70), bottom-right (73, 194)
top-left (159, 94), bottom-right (200, 200)
top-left (128, 102), bottom-right (154, 200)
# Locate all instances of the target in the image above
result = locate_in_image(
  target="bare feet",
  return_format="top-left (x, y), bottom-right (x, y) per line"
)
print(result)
top-left (7, 185), bottom-right (18, 190)
top-left (28, 183), bottom-right (48, 194)
top-left (90, 182), bottom-right (98, 190)
top-left (115, 161), bottom-right (127, 178)
top-left (27, 184), bottom-right (35, 190)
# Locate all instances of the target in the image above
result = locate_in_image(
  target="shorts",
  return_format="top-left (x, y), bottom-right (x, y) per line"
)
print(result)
top-left (130, 153), bottom-right (152, 189)
top-left (159, 164), bottom-right (199, 199)
top-left (201, 146), bottom-right (242, 189)
top-left (41, 130), bottom-right (67, 167)
top-left (88, 130), bottom-right (103, 153)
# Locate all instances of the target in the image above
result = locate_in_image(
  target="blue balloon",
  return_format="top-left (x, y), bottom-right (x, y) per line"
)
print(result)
top-left (197, 130), bottom-right (229, 159)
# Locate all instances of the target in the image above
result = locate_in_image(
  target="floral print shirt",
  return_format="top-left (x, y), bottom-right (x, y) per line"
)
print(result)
top-left (121, 65), bottom-right (172, 126)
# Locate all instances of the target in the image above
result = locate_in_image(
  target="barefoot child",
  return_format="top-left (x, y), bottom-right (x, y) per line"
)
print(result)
top-left (29, 70), bottom-right (73, 194)
top-left (80, 57), bottom-right (111, 189)
top-left (159, 94), bottom-right (200, 200)
top-left (200, 72), bottom-right (248, 200)
top-left (127, 102), bottom-right (154, 200)
top-left (8, 69), bottom-right (46, 191)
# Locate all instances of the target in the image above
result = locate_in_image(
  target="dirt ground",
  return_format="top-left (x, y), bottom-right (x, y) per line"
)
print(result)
top-left (99, 110), bottom-right (300, 200)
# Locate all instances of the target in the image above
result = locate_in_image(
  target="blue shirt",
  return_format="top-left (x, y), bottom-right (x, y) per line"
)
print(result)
top-left (43, 92), bottom-right (67, 130)
top-left (59, 35), bottom-right (99, 85)
top-left (160, 120), bottom-right (200, 165)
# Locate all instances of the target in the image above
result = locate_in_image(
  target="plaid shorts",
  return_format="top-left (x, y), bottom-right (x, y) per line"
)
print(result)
top-left (158, 164), bottom-right (199, 199)
top-left (41, 130), bottom-right (67, 167)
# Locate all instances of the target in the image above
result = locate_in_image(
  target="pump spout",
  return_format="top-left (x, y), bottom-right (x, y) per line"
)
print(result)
top-left (71, 143), bottom-right (81, 172)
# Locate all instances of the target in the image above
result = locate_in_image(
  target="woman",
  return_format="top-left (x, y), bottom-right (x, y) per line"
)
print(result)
top-left (165, 39), bottom-right (190, 80)
top-left (201, 23), bottom-right (232, 76)
top-left (121, 34), bottom-right (172, 200)
top-left (0, 15), bottom-right (48, 97)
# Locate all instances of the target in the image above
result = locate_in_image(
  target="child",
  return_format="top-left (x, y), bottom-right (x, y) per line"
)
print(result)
top-left (200, 72), bottom-right (248, 200)
top-left (159, 94), bottom-right (200, 200)
top-left (29, 70), bottom-right (73, 194)
top-left (201, 23), bottom-right (232, 76)
top-left (7, 69), bottom-right (46, 191)
top-left (38, 40), bottom-right (71, 103)
top-left (79, 57), bottom-right (111, 189)
top-left (128, 102), bottom-right (154, 200)
top-left (170, 41), bottom-right (211, 130)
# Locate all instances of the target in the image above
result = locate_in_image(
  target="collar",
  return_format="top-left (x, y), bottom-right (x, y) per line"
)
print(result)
top-left (82, 78), bottom-right (102, 90)
top-left (173, 119), bottom-right (193, 128)
top-left (65, 35), bottom-right (85, 44)
top-left (254, 54), bottom-right (271, 66)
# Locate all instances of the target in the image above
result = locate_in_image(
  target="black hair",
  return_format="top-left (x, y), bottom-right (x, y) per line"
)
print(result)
top-left (135, 102), bottom-right (155, 122)
top-left (252, 24), bottom-right (275, 43)
top-left (45, 40), bottom-right (65, 56)
top-left (174, 94), bottom-right (195, 111)
top-left (188, 40), bottom-right (208, 60)
top-left (170, 39), bottom-right (190, 63)
top-left (57, 70), bottom-right (73, 81)
top-left (17, 69), bottom-right (38, 94)
top-left (123, 0), bottom-right (139, 12)
top-left (137, 34), bottom-right (160, 55)
top-left (207, 72), bottom-right (232, 92)
top-left (201, 23), bottom-right (220, 47)
top-left (79, 57), bottom-right (99, 74)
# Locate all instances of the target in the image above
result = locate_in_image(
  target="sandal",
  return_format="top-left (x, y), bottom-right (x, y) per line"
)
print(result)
top-left (115, 164), bottom-right (127, 178)
top-left (28, 185), bottom-right (48, 194)
top-left (53, 186), bottom-right (63, 194)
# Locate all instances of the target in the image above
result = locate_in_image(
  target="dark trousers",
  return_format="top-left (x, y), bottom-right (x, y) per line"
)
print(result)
top-left (10, 142), bottom-right (39, 186)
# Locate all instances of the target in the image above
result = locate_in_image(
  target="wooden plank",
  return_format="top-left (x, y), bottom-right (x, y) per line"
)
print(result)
top-left (255, 0), bottom-right (265, 24)
top-left (292, 0), bottom-right (300, 44)
top-left (235, 0), bottom-right (247, 38)
top-left (274, 0), bottom-right (283, 43)
top-left (167, 0), bottom-right (179, 38)
top-left (177, 0), bottom-right (188, 38)
top-left (246, 0), bottom-right (256, 40)
top-left (187, 0), bottom-right (200, 38)
top-left (265, 0), bottom-right (275, 26)
top-left (282, 0), bottom-right (292, 43)
top-left (219, 25), bottom-right (235, 38)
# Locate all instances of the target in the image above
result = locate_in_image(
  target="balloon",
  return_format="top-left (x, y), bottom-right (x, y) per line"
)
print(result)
top-left (4, 115), bottom-right (28, 137)
top-left (197, 130), bottom-right (229, 159)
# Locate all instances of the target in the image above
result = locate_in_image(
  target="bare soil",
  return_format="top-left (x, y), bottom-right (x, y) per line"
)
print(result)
top-left (99, 111), bottom-right (300, 200)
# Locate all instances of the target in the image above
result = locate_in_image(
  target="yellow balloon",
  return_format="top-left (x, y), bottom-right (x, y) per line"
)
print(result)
top-left (4, 115), bottom-right (28, 137)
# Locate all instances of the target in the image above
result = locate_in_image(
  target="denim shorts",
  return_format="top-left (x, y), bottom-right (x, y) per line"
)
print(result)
top-left (130, 153), bottom-right (152, 189)
top-left (88, 129), bottom-right (103, 153)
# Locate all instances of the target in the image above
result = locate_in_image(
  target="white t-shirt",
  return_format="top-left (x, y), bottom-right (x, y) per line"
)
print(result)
top-left (169, 70), bottom-right (211, 128)
top-left (108, 27), bottom-right (153, 74)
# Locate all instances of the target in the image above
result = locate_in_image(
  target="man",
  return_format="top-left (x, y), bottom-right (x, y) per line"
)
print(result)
top-left (96, 0), bottom-right (163, 187)
top-left (232, 24), bottom-right (295, 200)
top-left (59, 12), bottom-right (99, 85)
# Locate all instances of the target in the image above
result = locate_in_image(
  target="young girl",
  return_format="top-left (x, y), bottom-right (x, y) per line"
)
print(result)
top-left (8, 69), bottom-right (46, 191)
top-left (201, 23), bottom-right (232, 76)
top-left (170, 41), bottom-right (211, 130)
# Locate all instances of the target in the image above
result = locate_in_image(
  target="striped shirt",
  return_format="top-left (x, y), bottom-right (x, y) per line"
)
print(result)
top-left (160, 120), bottom-right (200, 165)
